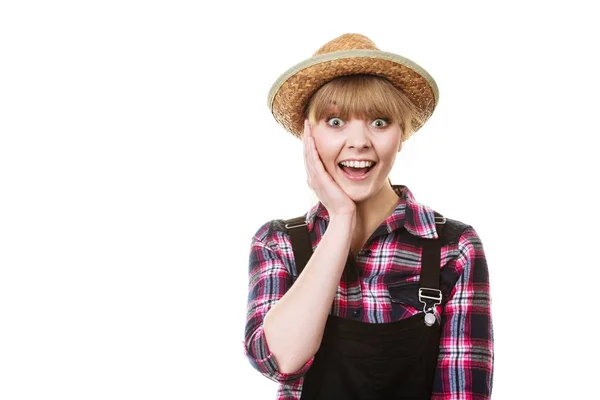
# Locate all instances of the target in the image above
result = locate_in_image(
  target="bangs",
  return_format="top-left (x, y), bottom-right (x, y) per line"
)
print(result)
top-left (306, 74), bottom-right (424, 139)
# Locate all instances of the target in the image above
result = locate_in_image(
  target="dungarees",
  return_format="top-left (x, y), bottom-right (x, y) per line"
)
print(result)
top-left (284, 211), bottom-right (447, 400)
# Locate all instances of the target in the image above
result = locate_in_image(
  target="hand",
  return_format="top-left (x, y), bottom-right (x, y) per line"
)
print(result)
top-left (303, 120), bottom-right (356, 219)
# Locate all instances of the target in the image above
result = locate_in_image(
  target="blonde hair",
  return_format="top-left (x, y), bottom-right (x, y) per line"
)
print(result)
top-left (305, 74), bottom-right (425, 143)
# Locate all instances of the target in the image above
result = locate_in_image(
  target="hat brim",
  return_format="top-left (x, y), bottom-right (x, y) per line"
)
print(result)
top-left (268, 50), bottom-right (438, 140)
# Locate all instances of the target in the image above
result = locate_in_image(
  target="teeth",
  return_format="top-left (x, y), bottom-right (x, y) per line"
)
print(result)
top-left (340, 160), bottom-right (374, 168)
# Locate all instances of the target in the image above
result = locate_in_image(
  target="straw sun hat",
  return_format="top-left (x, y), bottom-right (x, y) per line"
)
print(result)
top-left (267, 33), bottom-right (439, 142)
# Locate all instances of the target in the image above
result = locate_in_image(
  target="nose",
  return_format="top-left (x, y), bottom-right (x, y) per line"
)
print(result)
top-left (346, 120), bottom-right (371, 149)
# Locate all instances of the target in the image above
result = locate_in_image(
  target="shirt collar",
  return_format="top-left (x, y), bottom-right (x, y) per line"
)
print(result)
top-left (305, 184), bottom-right (439, 239)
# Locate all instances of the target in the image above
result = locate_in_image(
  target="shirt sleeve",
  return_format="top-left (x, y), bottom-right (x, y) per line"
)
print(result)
top-left (431, 225), bottom-right (494, 400)
top-left (243, 223), bottom-right (314, 383)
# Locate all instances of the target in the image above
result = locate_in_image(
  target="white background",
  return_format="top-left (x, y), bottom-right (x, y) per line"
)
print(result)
top-left (1, 1), bottom-right (598, 399)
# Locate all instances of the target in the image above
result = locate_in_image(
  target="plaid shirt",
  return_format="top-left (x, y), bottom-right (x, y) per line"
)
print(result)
top-left (244, 185), bottom-right (493, 399)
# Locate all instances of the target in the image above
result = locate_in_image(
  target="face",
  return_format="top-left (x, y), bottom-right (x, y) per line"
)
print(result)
top-left (311, 111), bottom-right (403, 203)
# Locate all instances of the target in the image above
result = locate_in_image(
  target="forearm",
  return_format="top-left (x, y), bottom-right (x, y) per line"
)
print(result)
top-left (263, 215), bottom-right (354, 373)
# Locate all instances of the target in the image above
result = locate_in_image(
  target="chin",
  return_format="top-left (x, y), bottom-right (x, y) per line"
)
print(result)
top-left (340, 183), bottom-right (376, 204)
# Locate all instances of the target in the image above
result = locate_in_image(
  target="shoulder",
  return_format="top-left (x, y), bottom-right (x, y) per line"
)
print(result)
top-left (250, 216), bottom-right (297, 250)
top-left (441, 217), bottom-right (488, 281)
top-left (439, 216), bottom-right (471, 246)
top-left (249, 217), bottom-right (303, 276)
top-left (436, 216), bottom-right (489, 296)
top-left (438, 215), bottom-right (487, 256)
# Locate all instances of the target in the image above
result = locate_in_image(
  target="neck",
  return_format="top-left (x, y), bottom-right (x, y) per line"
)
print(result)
top-left (355, 183), bottom-right (400, 226)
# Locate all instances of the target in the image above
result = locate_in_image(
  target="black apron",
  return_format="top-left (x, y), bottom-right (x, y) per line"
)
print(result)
top-left (284, 212), bottom-right (446, 400)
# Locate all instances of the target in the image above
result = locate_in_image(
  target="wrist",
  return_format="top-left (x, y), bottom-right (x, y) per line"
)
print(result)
top-left (329, 212), bottom-right (356, 229)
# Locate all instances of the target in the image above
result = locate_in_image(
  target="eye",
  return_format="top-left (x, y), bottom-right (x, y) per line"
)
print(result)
top-left (326, 117), bottom-right (345, 127)
top-left (371, 118), bottom-right (389, 128)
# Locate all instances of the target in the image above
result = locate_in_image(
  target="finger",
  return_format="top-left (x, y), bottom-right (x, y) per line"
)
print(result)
top-left (309, 137), bottom-right (331, 190)
top-left (303, 121), bottom-right (310, 169)
top-left (306, 126), bottom-right (323, 188)
top-left (304, 120), bottom-right (313, 170)
top-left (302, 122), bottom-right (308, 169)
top-left (303, 120), bottom-right (315, 187)
top-left (307, 129), bottom-right (320, 173)
top-left (305, 119), bottom-right (312, 138)
top-left (309, 136), bottom-right (327, 176)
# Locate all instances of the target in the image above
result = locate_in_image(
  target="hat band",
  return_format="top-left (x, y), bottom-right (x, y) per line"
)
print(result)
top-left (267, 49), bottom-right (439, 109)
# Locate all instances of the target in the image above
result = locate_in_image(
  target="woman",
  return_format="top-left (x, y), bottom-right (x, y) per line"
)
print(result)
top-left (244, 33), bottom-right (493, 400)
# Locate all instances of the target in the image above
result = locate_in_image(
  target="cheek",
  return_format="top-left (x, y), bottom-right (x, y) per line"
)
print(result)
top-left (374, 142), bottom-right (399, 164)
top-left (314, 136), bottom-right (340, 163)
top-left (317, 144), bottom-right (344, 176)
top-left (380, 132), bottom-right (402, 160)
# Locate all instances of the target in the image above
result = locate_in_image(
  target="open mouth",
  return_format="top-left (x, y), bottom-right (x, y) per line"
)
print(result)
top-left (338, 162), bottom-right (376, 180)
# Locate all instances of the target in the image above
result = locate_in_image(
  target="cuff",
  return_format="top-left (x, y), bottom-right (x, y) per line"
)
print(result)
top-left (244, 325), bottom-right (314, 383)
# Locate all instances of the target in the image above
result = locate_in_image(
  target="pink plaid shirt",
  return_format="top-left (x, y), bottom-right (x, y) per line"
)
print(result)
top-left (244, 185), bottom-right (493, 399)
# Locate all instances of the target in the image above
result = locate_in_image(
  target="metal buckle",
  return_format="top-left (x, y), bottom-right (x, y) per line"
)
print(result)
top-left (434, 215), bottom-right (446, 224)
top-left (419, 288), bottom-right (442, 312)
top-left (419, 288), bottom-right (442, 303)
top-left (285, 221), bottom-right (307, 229)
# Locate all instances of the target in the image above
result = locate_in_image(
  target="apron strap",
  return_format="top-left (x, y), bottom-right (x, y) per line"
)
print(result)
top-left (418, 211), bottom-right (446, 311)
top-left (284, 215), bottom-right (313, 275)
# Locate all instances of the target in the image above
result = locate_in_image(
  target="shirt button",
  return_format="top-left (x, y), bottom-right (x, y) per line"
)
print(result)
top-left (353, 309), bottom-right (361, 319)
